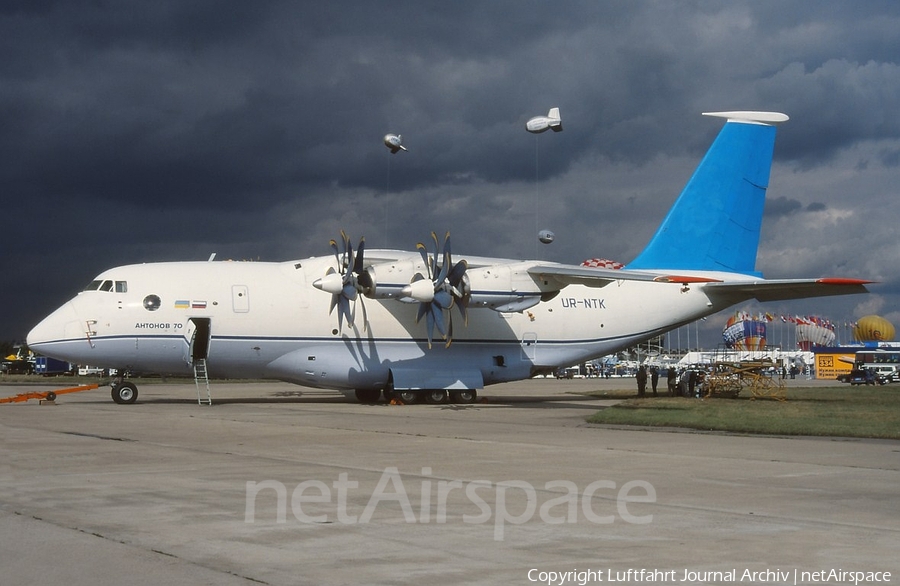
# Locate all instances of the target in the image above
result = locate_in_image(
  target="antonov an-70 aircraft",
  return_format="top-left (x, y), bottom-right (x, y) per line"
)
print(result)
top-left (28, 111), bottom-right (870, 405)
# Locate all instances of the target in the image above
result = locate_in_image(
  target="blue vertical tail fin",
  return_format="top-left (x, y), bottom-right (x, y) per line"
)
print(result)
top-left (626, 111), bottom-right (788, 276)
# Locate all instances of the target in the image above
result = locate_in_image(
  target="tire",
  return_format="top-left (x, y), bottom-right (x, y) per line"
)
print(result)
top-left (396, 390), bottom-right (420, 404)
top-left (354, 389), bottom-right (381, 403)
top-left (449, 389), bottom-right (477, 404)
top-left (45, 392), bottom-right (57, 401)
top-left (111, 382), bottom-right (138, 404)
top-left (425, 390), bottom-right (449, 404)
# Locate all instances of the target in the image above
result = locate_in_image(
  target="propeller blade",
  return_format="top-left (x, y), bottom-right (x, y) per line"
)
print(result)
top-left (338, 296), bottom-right (352, 329)
top-left (415, 302), bottom-right (428, 325)
top-left (424, 309), bottom-right (435, 349)
top-left (448, 260), bottom-right (467, 287)
top-left (456, 299), bottom-right (468, 326)
top-left (342, 282), bottom-right (358, 302)
top-left (434, 290), bottom-right (453, 310)
top-left (440, 232), bottom-right (452, 281)
top-left (329, 294), bottom-right (338, 316)
top-left (416, 242), bottom-right (431, 280)
top-left (445, 310), bottom-right (454, 348)
top-left (436, 258), bottom-right (450, 286)
top-left (353, 237), bottom-right (366, 275)
top-left (359, 296), bottom-right (368, 331)
top-left (430, 231), bottom-right (440, 278)
top-left (431, 306), bottom-right (447, 338)
top-left (344, 243), bottom-right (354, 282)
top-left (330, 239), bottom-right (341, 268)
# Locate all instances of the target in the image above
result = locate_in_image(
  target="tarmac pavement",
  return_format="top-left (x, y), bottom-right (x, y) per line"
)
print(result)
top-left (1, 377), bottom-right (897, 585)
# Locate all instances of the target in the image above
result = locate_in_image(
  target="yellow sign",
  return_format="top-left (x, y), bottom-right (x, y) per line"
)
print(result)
top-left (814, 353), bottom-right (854, 380)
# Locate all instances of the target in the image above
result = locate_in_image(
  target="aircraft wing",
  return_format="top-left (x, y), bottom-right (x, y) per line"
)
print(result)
top-left (527, 264), bottom-right (721, 289)
top-left (702, 278), bottom-right (873, 303)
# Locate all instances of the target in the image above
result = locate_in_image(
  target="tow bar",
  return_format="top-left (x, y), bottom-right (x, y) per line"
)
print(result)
top-left (0, 384), bottom-right (100, 404)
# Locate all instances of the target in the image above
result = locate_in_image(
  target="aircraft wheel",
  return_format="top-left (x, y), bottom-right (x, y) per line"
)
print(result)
top-left (449, 389), bottom-right (477, 404)
top-left (425, 390), bottom-right (449, 404)
top-left (111, 382), bottom-right (138, 404)
top-left (396, 391), bottom-right (420, 404)
top-left (354, 389), bottom-right (381, 404)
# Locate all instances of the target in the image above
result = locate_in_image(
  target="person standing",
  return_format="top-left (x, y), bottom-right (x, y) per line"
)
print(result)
top-left (636, 365), bottom-right (647, 397)
top-left (651, 367), bottom-right (659, 396)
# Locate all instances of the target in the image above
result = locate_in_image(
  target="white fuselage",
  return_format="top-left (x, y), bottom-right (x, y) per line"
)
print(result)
top-left (27, 252), bottom-right (736, 392)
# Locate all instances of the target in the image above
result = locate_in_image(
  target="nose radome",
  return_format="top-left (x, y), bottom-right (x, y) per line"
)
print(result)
top-left (27, 301), bottom-right (79, 350)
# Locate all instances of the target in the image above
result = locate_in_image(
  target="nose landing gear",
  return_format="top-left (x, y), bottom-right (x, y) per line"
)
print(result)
top-left (111, 379), bottom-right (138, 404)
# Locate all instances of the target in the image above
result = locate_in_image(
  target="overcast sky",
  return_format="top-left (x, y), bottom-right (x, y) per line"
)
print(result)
top-left (4, 1), bottom-right (899, 349)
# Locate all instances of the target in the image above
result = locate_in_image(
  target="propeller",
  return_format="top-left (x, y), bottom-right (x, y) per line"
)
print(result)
top-left (401, 231), bottom-right (469, 348)
top-left (312, 231), bottom-right (373, 330)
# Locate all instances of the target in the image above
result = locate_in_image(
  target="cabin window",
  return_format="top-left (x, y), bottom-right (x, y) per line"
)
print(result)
top-left (143, 294), bottom-right (161, 311)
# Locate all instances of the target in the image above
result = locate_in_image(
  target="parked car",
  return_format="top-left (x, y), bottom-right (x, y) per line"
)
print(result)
top-left (838, 368), bottom-right (887, 386)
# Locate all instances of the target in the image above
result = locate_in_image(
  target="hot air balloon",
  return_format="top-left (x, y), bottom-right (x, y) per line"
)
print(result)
top-left (854, 315), bottom-right (895, 342)
top-left (795, 316), bottom-right (836, 351)
top-left (538, 229), bottom-right (555, 244)
top-left (580, 258), bottom-right (625, 269)
top-left (722, 313), bottom-right (767, 350)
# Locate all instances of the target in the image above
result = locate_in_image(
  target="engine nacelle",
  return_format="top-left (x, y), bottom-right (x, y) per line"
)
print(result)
top-left (362, 259), bottom-right (553, 313)
top-left (465, 263), bottom-right (546, 312)
top-left (362, 259), bottom-right (424, 301)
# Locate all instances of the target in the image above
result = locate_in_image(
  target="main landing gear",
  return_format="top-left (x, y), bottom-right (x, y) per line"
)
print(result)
top-left (354, 388), bottom-right (478, 405)
top-left (111, 378), bottom-right (138, 404)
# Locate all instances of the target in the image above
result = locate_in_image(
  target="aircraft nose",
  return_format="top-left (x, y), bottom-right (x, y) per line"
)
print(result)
top-left (27, 301), bottom-right (79, 351)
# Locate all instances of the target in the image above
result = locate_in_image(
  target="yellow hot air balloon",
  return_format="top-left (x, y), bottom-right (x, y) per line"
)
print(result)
top-left (853, 315), bottom-right (895, 342)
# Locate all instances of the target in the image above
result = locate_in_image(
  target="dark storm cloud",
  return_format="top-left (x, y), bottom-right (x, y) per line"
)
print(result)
top-left (764, 196), bottom-right (804, 217)
top-left (4, 0), bottom-right (900, 343)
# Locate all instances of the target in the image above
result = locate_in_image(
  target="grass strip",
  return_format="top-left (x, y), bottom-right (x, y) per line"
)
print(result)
top-left (586, 386), bottom-right (900, 439)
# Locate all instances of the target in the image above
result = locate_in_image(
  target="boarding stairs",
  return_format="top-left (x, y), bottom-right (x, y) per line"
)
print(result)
top-left (194, 358), bottom-right (211, 405)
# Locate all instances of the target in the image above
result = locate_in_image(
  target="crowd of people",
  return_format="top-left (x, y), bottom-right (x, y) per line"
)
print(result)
top-left (635, 365), bottom-right (706, 397)
top-left (634, 362), bottom-right (805, 397)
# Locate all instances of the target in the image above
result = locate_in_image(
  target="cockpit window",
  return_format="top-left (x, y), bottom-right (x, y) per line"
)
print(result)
top-left (83, 280), bottom-right (128, 293)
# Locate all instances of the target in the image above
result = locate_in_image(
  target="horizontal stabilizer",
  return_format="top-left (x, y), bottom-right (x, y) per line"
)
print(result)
top-left (704, 278), bottom-right (872, 303)
top-left (702, 111), bottom-right (789, 124)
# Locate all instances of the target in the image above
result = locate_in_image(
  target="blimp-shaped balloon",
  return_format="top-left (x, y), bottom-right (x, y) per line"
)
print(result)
top-left (538, 229), bottom-right (555, 244)
top-left (526, 107), bottom-right (562, 133)
top-left (383, 134), bottom-right (408, 154)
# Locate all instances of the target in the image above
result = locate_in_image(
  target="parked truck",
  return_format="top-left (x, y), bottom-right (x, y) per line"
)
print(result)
top-left (33, 356), bottom-right (72, 376)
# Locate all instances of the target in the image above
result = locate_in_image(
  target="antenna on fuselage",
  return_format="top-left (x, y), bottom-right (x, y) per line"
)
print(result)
top-left (208, 253), bottom-right (217, 262)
